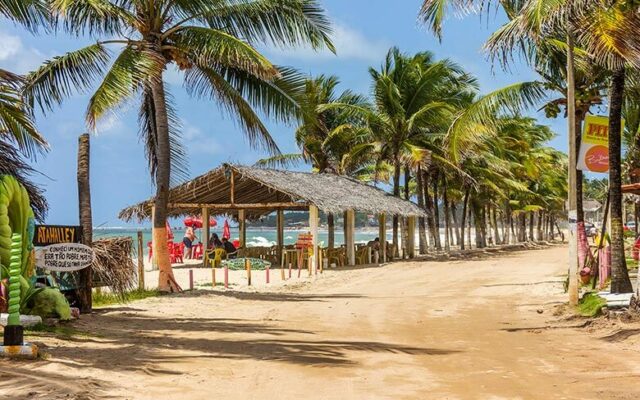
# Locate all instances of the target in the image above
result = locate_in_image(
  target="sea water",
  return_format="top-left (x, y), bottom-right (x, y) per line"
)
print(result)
top-left (93, 227), bottom-right (387, 256)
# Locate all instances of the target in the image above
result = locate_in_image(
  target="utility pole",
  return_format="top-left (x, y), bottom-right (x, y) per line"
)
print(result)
top-left (567, 32), bottom-right (579, 306)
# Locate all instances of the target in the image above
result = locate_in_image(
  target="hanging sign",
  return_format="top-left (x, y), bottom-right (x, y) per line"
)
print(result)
top-left (33, 224), bottom-right (83, 247)
top-left (35, 243), bottom-right (94, 272)
top-left (576, 115), bottom-right (624, 173)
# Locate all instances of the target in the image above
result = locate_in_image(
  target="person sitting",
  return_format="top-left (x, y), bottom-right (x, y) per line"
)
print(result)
top-left (367, 237), bottom-right (381, 252)
top-left (183, 226), bottom-right (198, 259)
top-left (221, 237), bottom-right (237, 259)
top-left (209, 233), bottom-right (223, 249)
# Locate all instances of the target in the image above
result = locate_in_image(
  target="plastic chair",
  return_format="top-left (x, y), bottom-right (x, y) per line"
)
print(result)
top-left (208, 248), bottom-right (227, 268)
top-left (193, 243), bottom-right (204, 259)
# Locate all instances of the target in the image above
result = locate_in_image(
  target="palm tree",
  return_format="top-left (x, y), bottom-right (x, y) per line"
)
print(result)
top-left (256, 75), bottom-right (371, 248)
top-left (25, 0), bottom-right (334, 292)
top-left (0, 2), bottom-right (49, 220)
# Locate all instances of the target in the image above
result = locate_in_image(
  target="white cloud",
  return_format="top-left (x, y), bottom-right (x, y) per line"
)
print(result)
top-left (0, 31), bottom-right (47, 73)
top-left (265, 23), bottom-right (390, 62)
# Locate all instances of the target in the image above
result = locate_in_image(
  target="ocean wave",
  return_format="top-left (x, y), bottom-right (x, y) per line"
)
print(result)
top-left (246, 236), bottom-right (276, 247)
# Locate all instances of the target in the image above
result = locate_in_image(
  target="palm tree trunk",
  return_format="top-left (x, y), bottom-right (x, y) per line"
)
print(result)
top-left (467, 202), bottom-right (473, 249)
top-left (422, 170), bottom-right (438, 250)
top-left (460, 186), bottom-right (470, 250)
top-left (392, 161), bottom-right (401, 258)
top-left (77, 133), bottom-right (93, 313)
top-left (402, 166), bottom-right (411, 258)
top-left (471, 197), bottom-right (486, 248)
top-left (528, 212), bottom-right (534, 241)
top-left (451, 201), bottom-right (461, 246)
top-left (432, 170), bottom-right (442, 250)
top-left (442, 176), bottom-right (450, 252)
top-left (503, 200), bottom-right (511, 245)
top-left (608, 67), bottom-right (633, 293)
top-left (416, 168), bottom-right (428, 254)
top-left (536, 211), bottom-right (543, 241)
top-left (151, 77), bottom-right (181, 293)
top-left (491, 206), bottom-right (501, 245)
top-left (327, 213), bottom-right (335, 249)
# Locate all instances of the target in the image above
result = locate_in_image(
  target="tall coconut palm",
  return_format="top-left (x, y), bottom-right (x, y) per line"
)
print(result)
top-left (25, 0), bottom-right (334, 292)
top-left (0, 1), bottom-right (49, 220)
top-left (256, 75), bottom-right (371, 248)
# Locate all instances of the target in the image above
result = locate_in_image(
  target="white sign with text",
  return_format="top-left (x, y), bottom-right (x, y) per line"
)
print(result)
top-left (35, 243), bottom-right (94, 272)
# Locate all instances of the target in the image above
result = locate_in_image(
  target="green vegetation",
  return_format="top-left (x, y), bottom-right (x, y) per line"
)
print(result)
top-left (578, 293), bottom-right (607, 318)
top-left (92, 289), bottom-right (161, 307)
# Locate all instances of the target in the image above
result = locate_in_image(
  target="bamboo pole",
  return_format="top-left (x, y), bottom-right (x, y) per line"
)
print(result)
top-left (246, 258), bottom-right (251, 286)
top-left (407, 216), bottom-right (416, 259)
top-left (202, 207), bottom-right (210, 268)
top-left (239, 209), bottom-right (246, 248)
top-left (309, 205), bottom-right (319, 276)
top-left (379, 214), bottom-right (386, 263)
top-left (137, 231), bottom-right (145, 290)
top-left (346, 209), bottom-right (356, 266)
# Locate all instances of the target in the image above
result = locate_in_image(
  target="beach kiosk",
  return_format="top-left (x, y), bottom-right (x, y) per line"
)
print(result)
top-left (120, 164), bottom-right (426, 269)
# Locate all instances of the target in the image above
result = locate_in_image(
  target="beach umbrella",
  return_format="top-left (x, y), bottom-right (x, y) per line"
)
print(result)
top-left (223, 219), bottom-right (231, 239)
top-left (183, 216), bottom-right (217, 229)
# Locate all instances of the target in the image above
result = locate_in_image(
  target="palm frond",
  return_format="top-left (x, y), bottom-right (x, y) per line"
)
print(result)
top-left (24, 43), bottom-right (111, 114)
top-left (254, 153), bottom-right (305, 169)
top-left (0, 141), bottom-right (47, 221)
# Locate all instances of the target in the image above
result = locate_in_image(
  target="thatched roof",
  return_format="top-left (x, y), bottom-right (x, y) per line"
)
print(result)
top-left (119, 164), bottom-right (425, 221)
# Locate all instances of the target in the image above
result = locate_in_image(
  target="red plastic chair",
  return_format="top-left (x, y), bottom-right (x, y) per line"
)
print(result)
top-left (193, 243), bottom-right (204, 259)
top-left (173, 242), bottom-right (184, 264)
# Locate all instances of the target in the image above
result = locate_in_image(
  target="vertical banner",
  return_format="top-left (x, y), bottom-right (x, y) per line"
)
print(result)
top-left (577, 115), bottom-right (623, 173)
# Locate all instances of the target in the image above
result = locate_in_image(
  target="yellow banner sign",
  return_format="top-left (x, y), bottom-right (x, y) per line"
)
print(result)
top-left (577, 115), bottom-right (623, 174)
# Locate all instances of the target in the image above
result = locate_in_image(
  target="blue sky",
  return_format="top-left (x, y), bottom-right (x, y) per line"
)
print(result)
top-left (0, 0), bottom-right (568, 226)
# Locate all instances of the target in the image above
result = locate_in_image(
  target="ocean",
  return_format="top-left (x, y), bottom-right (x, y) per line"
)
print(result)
top-left (93, 227), bottom-right (387, 257)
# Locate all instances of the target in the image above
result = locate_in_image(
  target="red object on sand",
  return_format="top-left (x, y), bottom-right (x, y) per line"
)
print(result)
top-left (183, 216), bottom-right (217, 229)
top-left (223, 220), bottom-right (231, 240)
top-left (232, 240), bottom-right (240, 248)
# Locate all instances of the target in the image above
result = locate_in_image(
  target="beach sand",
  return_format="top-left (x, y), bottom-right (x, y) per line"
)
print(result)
top-left (4, 245), bottom-right (640, 399)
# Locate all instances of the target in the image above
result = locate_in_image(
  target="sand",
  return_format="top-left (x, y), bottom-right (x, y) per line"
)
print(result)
top-left (3, 245), bottom-right (640, 399)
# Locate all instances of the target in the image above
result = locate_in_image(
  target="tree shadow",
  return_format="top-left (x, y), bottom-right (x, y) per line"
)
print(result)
top-left (0, 362), bottom-right (114, 399)
top-left (600, 329), bottom-right (640, 342)
top-left (176, 290), bottom-right (364, 303)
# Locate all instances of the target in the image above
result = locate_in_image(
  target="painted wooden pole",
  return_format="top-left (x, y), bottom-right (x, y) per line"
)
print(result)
top-left (277, 209), bottom-right (284, 266)
top-left (224, 265), bottom-right (228, 289)
top-left (309, 205), bottom-right (319, 276)
top-left (379, 214), bottom-right (386, 263)
top-left (289, 262), bottom-right (292, 279)
top-left (246, 258), bottom-right (251, 286)
top-left (266, 265), bottom-right (270, 284)
top-left (202, 207), bottom-right (210, 268)
top-left (346, 209), bottom-right (356, 266)
top-left (151, 205), bottom-right (157, 270)
top-left (239, 209), bottom-right (246, 248)
top-left (407, 216), bottom-right (416, 259)
top-left (189, 269), bottom-right (194, 290)
top-left (137, 231), bottom-right (145, 290)
top-left (212, 266), bottom-right (216, 287)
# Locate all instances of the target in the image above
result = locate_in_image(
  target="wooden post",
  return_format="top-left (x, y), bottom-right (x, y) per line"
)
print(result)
top-left (309, 205), bottom-right (319, 275)
top-left (379, 214), bottom-right (386, 263)
top-left (77, 133), bottom-right (93, 313)
top-left (289, 262), bottom-right (292, 278)
top-left (346, 209), bottom-right (356, 266)
top-left (212, 266), bottom-right (216, 287)
top-left (189, 269), bottom-right (194, 290)
top-left (239, 209), bottom-right (246, 248)
top-left (202, 207), bottom-right (210, 268)
top-left (266, 265), bottom-right (270, 284)
top-left (277, 209), bottom-right (284, 265)
top-left (137, 231), bottom-right (145, 290)
top-left (245, 258), bottom-right (251, 286)
top-left (407, 216), bottom-right (416, 258)
top-left (151, 205), bottom-right (157, 270)
top-left (224, 265), bottom-right (228, 289)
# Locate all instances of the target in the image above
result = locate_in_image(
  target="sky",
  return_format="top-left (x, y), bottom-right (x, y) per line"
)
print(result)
top-left (0, 0), bottom-right (569, 227)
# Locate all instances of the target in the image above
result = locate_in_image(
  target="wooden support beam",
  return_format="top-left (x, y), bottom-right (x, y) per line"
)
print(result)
top-left (202, 207), bottom-right (210, 268)
top-left (407, 216), bottom-right (416, 259)
top-left (137, 231), bottom-right (145, 290)
top-left (379, 214), bottom-right (386, 263)
top-left (239, 209), bottom-right (246, 248)
top-left (151, 206), bottom-right (157, 270)
top-left (309, 205), bottom-right (319, 275)
top-left (346, 209), bottom-right (356, 266)
top-left (167, 202), bottom-right (308, 210)
top-left (276, 209), bottom-right (284, 264)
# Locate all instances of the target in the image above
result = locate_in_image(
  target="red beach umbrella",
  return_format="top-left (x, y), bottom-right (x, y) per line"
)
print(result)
top-left (222, 219), bottom-right (231, 240)
top-left (183, 216), bottom-right (217, 229)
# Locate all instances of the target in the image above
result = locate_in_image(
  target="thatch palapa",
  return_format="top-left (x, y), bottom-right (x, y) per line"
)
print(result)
top-left (92, 237), bottom-right (136, 297)
top-left (119, 164), bottom-right (426, 221)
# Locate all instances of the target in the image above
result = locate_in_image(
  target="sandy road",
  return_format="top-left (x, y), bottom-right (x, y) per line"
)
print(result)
top-left (2, 245), bottom-right (640, 399)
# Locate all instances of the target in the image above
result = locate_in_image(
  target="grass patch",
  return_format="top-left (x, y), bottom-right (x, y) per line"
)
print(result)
top-left (578, 292), bottom-right (607, 317)
top-left (92, 288), bottom-right (161, 307)
top-left (198, 282), bottom-right (236, 287)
